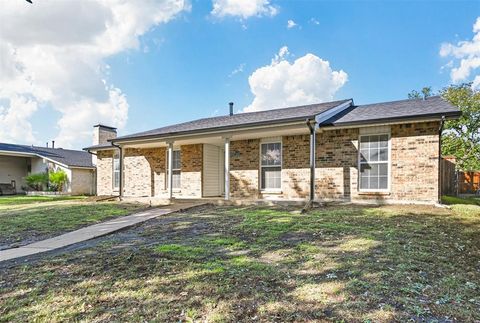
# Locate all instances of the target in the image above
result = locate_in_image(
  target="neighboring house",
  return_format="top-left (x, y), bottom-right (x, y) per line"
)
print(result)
top-left (0, 143), bottom-right (95, 195)
top-left (84, 96), bottom-right (460, 204)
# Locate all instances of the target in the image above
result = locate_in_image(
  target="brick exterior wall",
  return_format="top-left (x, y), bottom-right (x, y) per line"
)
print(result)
top-left (230, 139), bottom-right (260, 198)
top-left (179, 144), bottom-right (202, 198)
top-left (123, 147), bottom-right (166, 197)
top-left (94, 121), bottom-right (440, 203)
top-left (96, 149), bottom-right (116, 195)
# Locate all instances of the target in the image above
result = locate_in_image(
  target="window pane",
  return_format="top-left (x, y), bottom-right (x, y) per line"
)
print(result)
top-left (370, 164), bottom-right (379, 176)
top-left (370, 176), bottom-right (379, 189)
top-left (379, 176), bottom-right (388, 189)
top-left (379, 135), bottom-right (388, 147)
top-left (261, 167), bottom-right (281, 189)
top-left (360, 150), bottom-right (368, 162)
top-left (369, 148), bottom-right (379, 162)
top-left (261, 143), bottom-right (281, 166)
top-left (379, 163), bottom-right (388, 177)
top-left (172, 151), bottom-right (181, 170)
top-left (379, 147), bottom-right (388, 161)
top-left (172, 171), bottom-right (181, 189)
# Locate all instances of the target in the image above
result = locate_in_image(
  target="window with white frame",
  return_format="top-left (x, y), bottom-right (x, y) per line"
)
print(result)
top-left (113, 151), bottom-right (120, 190)
top-left (261, 142), bottom-right (282, 190)
top-left (359, 134), bottom-right (389, 190)
top-left (167, 149), bottom-right (181, 189)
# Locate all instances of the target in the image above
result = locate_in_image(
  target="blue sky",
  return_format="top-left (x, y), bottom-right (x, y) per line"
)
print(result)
top-left (1, 0), bottom-right (479, 149)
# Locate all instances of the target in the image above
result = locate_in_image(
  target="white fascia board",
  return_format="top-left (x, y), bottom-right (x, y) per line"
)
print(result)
top-left (314, 99), bottom-right (353, 128)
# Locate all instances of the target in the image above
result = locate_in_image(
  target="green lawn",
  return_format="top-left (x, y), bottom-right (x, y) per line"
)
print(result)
top-left (442, 195), bottom-right (480, 206)
top-left (0, 196), bottom-right (146, 249)
top-left (0, 195), bottom-right (85, 206)
top-left (0, 202), bottom-right (479, 322)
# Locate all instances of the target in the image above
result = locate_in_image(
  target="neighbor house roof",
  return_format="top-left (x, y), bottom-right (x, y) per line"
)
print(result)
top-left (0, 143), bottom-right (94, 168)
top-left (322, 96), bottom-right (460, 127)
top-left (84, 96), bottom-right (460, 150)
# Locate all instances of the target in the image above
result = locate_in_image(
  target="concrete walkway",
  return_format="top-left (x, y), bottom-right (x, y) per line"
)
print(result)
top-left (0, 202), bottom-right (203, 263)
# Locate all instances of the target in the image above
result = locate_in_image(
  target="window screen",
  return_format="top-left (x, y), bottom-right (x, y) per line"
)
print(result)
top-left (359, 134), bottom-right (389, 190)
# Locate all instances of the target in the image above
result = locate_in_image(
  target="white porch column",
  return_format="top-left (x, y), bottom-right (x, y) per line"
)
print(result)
top-left (224, 137), bottom-right (230, 200)
top-left (167, 141), bottom-right (173, 200)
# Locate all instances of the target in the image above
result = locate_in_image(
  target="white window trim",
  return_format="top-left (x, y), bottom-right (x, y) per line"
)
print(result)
top-left (113, 151), bottom-right (120, 191)
top-left (166, 148), bottom-right (181, 190)
top-left (357, 133), bottom-right (391, 193)
top-left (260, 139), bottom-right (283, 193)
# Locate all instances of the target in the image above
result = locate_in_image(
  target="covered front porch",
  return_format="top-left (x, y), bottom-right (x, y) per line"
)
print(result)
top-left (116, 121), bottom-right (316, 201)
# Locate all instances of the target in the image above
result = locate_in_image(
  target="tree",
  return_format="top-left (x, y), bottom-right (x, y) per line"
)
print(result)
top-left (440, 84), bottom-right (480, 171)
top-left (408, 86), bottom-right (433, 99)
top-left (407, 83), bottom-right (480, 170)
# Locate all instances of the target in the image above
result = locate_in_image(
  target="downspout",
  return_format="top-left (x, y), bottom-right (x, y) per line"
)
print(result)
top-left (438, 116), bottom-right (445, 203)
top-left (111, 142), bottom-right (123, 199)
top-left (302, 118), bottom-right (317, 212)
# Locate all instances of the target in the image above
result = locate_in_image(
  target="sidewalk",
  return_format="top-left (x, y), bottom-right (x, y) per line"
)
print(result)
top-left (0, 202), bottom-right (203, 263)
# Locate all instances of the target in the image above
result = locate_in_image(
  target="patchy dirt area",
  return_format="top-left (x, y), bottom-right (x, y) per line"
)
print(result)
top-left (1, 203), bottom-right (479, 322)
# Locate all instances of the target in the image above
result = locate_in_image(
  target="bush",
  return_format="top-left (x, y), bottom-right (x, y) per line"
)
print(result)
top-left (24, 172), bottom-right (48, 191)
top-left (49, 170), bottom-right (68, 192)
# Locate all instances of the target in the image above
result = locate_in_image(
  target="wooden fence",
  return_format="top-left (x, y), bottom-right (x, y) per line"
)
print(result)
top-left (441, 156), bottom-right (480, 195)
top-left (459, 172), bottom-right (480, 194)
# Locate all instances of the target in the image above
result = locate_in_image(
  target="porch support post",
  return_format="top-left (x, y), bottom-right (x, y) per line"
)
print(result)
top-left (306, 119), bottom-right (317, 203)
top-left (167, 141), bottom-right (173, 200)
top-left (224, 137), bottom-right (230, 200)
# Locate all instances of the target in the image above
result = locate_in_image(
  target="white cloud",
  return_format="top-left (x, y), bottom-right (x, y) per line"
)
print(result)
top-left (244, 46), bottom-right (348, 112)
top-left (0, 0), bottom-right (189, 148)
top-left (440, 17), bottom-right (480, 88)
top-left (287, 19), bottom-right (297, 29)
top-left (211, 0), bottom-right (278, 19)
top-left (229, 63), bottom-right (246, 77)
top-left (309, 18), bottom-right (320, 25)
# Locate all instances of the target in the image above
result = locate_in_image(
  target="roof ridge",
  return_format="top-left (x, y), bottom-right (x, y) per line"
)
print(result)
top-left (356, 95), bottom-right (442, 108)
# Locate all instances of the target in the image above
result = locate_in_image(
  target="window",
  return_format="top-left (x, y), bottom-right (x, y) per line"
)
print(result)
top-left (359, 134), bottom-right (389, 191)
top-left (113, 151), bottom-right (120, 190)
top-left (261, 142), bottom-right (282, 190)
top-left (167, 149), bottom-right (181, 189)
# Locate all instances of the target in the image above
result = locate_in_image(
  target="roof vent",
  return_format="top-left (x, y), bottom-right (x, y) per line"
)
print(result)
top-left (229, 102), bottom-right (234, 116)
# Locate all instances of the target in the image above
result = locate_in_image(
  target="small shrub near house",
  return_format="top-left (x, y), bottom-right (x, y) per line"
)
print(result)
top-left (48, 170), bottom-right (68, 192)
top-left (24, 172), bottom-right (48, 191)
top-left (24, 170), bottom-right (68, 192)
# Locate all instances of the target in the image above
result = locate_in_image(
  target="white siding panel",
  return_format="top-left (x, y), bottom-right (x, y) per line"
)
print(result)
top-left (203, 144), bottom-right (223, 197)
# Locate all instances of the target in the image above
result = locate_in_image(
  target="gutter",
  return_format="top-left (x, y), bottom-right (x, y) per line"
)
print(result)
top-left (111, 142), bottom-right (123, 199)
top-left (438, 116), bottom-right (446, 203)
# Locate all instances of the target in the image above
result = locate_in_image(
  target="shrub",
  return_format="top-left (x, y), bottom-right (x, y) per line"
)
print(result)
top-left (49, 170), bottom-right (68, 192)
top-left (24, 172), bottom-right (48, 191)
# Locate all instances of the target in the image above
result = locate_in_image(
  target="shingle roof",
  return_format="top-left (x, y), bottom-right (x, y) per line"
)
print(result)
top-left (322, 96), bottom-right (460, 126)
top-left (113, 99), bottom-right (350, 142)
top-left (0, 143), bottom-right (94, 168)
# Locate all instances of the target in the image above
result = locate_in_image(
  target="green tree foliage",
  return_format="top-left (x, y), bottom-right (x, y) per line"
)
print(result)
top-left (408, 87), bottom-right (432, 99)
top-left (48, 170), bottom-right (68, 192)
top-left (408, 83), bottom-right (479, 170)
top-left (25, 172), bottom-right (48, 191)
top-left (440, 84), bottom-right (480, 171)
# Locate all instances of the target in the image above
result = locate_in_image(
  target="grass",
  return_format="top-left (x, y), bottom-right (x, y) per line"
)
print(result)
top-left (0, 195), bottom-right (85, 206)
top-left (0, 202), bottom-right (479, 322)
top-left (0, 196), bottom-right (146, 248)
top-left (442, 195), bottom-right (480, 206)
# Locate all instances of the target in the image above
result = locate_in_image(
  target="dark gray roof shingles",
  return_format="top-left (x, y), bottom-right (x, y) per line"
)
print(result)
top-left (113, 99), bottom-right (350, 141)
top-left (0, 143), bottom-right (94, 168)
top-left (322, 96), bottom-right (460, 126)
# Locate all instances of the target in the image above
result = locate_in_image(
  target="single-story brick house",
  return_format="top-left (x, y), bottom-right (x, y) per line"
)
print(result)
top-left (0, 143), bottom-right (95, 195)
top-left (84, 96), bottom-right (460, 204)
